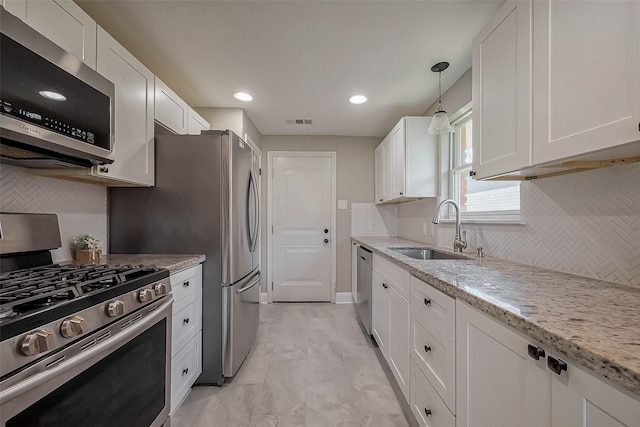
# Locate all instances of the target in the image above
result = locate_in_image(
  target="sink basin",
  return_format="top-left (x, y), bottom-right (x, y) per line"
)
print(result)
top-left (390, 247), bottom-right (467, 260)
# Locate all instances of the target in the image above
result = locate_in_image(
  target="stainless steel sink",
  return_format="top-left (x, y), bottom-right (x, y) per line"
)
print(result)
top-left (390, 247), bottom-right (467, 260)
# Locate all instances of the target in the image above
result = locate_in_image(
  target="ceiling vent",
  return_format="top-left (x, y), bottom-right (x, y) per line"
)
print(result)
top-left (285, 119), bottom-right (313, 125)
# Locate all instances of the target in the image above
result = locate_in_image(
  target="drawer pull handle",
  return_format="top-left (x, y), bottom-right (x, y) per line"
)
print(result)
top-left (182, 368), bottom-right (189, 376)
top-left (547, 356), bottom-right (567, 376)
top-left (424, 297), bottom-right (431, 306)
top-left (424, 408), bottom-right (432, 417)
top-left (527, 344), bottom-right (545, 360)
top-left (424, 345), bottom-right (431, 353)
top-left (382, 283), bottom-right (388, 289)
top-left (183, 281), bottom-right (190, 287)
top-left (183, 318), bottom-right (190, 324)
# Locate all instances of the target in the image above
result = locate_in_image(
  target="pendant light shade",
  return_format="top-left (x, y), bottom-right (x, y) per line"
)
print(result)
top-left (428, 110), bottom-right (452, 135)
top-left (428, 61), bottom-right (452, 135)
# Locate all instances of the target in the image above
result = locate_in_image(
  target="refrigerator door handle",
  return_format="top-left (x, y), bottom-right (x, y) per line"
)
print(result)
top-left (249, 169), bottom-right (260, 253)
top-left (245, 170), bottom-right (254, 251)
top-left (236, 272), bottom-right (261, 294)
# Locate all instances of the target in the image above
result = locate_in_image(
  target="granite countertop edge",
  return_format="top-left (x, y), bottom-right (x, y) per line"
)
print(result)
top-left (98, 254), bottom-right (206, 274)
top-left (352, 236), bottom-right (640, 397)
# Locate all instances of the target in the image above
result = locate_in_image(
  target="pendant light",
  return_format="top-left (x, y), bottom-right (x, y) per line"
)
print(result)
top-left (428, 61), bottom-right (452, 135)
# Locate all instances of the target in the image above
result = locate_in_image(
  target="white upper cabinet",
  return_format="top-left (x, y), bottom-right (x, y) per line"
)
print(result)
top-left (94, 27), bottom-right (154, 186)
top-left (155, 77), bottom-right (189, 135)
top-left (375, 117), bottom-right (438, 203)
top-left (473, 0), bottom-right (640, 179)
top-left (532, 0), bottom-right (640, 165)
top-left (3, 0), bottom-right (97, 69)
top-left (472, 0), bottom-right (532, 179)
top-left (187, 108), bottom-right (210, 135)
top-left (390, 120), bottom-right (406, 198)
top-left (374, 144), bottom-right (384, 203)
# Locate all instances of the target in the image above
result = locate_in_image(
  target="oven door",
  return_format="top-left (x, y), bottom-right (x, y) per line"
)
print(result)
top-left (0, 297), bottom-right (172, 427)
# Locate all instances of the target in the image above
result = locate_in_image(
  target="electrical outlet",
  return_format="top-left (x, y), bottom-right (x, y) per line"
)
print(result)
top-left (367, 221), bottom-right (374, 231)
top-left (421, 222), bottom-right (427, 235)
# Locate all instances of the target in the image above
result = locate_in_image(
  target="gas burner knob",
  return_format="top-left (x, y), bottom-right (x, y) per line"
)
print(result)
top-left (106, 300), bottom-right (126, 317)
top-left (60, 316), bottom-right (85, 338)
top-left (153, 282), bottom-right (168, 296)
top-left (138, 289), bottom-right (155, 303)
top-left (20, 330), bottom-right (54, 356)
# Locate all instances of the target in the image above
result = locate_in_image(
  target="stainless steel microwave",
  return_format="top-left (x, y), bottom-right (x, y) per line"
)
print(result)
top-left (0, 6), bottom-right (115, 169)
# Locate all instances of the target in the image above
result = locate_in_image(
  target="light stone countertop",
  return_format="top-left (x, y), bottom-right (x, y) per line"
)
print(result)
top-left (352, 236), bottom-right (640, 397)
top-left (88, 254), bottom-right (205, 274)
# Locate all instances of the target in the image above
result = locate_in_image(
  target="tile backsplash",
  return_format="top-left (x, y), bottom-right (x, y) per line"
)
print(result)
top-left (351, 203), bottom-right (398, 237)
top-left (397, 162), bottom-right (640, 288)
top-left (0, 164), bottom-right (107, 262)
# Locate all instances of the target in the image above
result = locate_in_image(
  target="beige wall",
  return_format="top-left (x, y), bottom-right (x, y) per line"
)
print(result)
top-left (260, 135), bottom-right (381, 295)
top-left (194, 107), bottom-right (262, 148)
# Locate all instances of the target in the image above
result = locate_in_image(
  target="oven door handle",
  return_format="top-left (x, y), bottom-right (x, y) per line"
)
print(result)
top-left (0, 297), bottom-right (173, 404)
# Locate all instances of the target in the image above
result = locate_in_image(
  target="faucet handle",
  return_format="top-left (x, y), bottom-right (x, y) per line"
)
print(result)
top-left (462, 230), bottom-right (467, 248)
top-left (477, 247), bottom-right (484, 258)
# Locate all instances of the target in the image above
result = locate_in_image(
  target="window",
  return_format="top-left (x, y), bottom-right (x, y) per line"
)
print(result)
top-left (449, 110), bottom-right (520, 220)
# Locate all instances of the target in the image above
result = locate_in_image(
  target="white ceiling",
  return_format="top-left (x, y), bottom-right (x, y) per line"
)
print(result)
top-left (76, 0), bottom-right (503, 137)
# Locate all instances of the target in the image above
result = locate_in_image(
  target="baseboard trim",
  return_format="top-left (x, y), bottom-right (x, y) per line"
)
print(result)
top-left (336, 292), bottom-right (355, 304)
top-left (260, 292), bottom-right (268, 304)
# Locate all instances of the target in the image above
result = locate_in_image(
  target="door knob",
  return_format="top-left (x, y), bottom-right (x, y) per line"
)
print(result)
top-left (324, 228), bottom-right (329, 233)
top-left (324, 238), bottom-right (329, 244)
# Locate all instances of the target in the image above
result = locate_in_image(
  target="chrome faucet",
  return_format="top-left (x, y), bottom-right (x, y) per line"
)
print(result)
top-left (432, 199), bottom-right (467, 253)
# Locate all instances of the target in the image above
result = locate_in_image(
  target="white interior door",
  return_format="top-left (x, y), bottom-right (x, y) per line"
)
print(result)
top-left (269, 152), bottom-right (335, 302)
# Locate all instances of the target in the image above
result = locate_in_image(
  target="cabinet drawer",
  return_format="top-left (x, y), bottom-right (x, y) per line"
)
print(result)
top-left (374, 254), bottom-right (410, 298)
top-left (170, 332), bottom-right (202, 415)
top-left (170, 265), bottom-right (202, 303)
top-left (172, 290), bottom-right (200, 356)
top-left (411, 360), bottom-right (455, 427)
top-left (411, 307), bottom-right (455, 413)
top-left (411, 276), bottom-right (455, 339)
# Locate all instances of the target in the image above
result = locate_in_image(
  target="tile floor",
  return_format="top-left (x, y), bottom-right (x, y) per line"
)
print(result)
top-left (171, 303), bottom-right (410, 427)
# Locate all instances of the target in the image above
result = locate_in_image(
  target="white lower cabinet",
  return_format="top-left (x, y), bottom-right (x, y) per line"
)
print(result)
top-left (410, 306), bottom-right (455, 413)
top-left (367, 254), bottom-right (640, 427)
top-left (457, 300), bottom-right (640, 427)
top-left (169, 264), bottom-right (203, 415)
top-left (371, 270), bottom-right (389, 359)
top-left (551, 359), bottom-right (640, 427)
top-left (456, 300), bottom-right (550, 427)
top-left (388, 285), bottom-right (410, 400)
top-left (411, 360), bottom-right (455, 427)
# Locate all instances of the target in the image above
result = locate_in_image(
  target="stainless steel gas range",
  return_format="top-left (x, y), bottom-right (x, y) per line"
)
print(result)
top-left (0, 213), bottom-right (172, 427)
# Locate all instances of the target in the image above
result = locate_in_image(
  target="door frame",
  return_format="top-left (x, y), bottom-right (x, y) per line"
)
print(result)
top-left (266, 151), bottom-right (337, 304)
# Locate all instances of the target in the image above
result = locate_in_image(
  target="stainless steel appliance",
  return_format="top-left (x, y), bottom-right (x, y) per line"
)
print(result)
top-left (0, 6), bottom-right (115, 168)
top-left (109, 129), bottom-right (261, 384)
top-left (0, 213), bottom-right (172, 427)
top-left (356, 245), bottom-right (373, 335)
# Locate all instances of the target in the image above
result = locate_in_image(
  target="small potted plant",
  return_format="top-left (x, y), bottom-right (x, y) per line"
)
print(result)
top-left (71, 234), bottom-right (102, 263)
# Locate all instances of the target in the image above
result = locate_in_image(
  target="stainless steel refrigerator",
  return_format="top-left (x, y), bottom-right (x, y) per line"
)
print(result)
top-left (109, 129), bottom-right (260, 385)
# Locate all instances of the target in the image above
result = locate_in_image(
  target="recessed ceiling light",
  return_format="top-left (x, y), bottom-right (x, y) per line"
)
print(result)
top-left (39, 90), bottom-right (66, 101)
top-left (234, 91), bottom-right (253, 102)
top-left (349, 95), bottom-right (367, 105)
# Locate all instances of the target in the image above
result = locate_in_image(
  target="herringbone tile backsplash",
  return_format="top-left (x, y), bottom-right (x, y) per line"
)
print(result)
top-left (0, 164), bottom-right (107, 262)
top-left (397, 162), bottom-right (640, 288)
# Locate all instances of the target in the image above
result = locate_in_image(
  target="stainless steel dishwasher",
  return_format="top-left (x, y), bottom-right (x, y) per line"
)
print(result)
top-left (356, 246), bottom-right (373, 335)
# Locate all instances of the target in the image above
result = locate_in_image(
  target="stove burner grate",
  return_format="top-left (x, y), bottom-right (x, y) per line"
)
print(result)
top-left (0, 264), bottom-right (159, 319)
